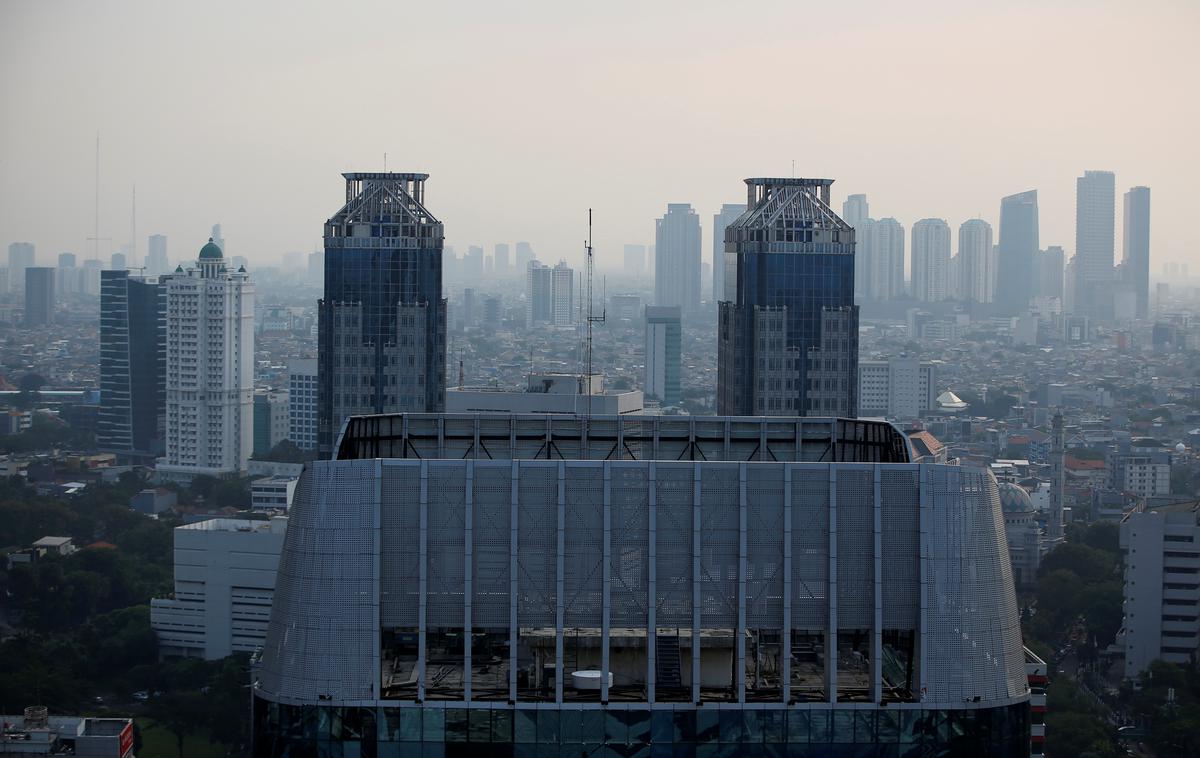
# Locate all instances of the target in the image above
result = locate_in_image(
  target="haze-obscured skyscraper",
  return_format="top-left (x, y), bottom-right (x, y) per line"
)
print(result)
top-left (654, 204), bottom-right (701, 314)
top-left (23, 267), bottom-right (55, 325)
top-left (8, 242), bottom-right (34, 296)
top-left (842, 193), bottom-right (869, 228)
top-left (644, 305), bottom-right (681, 406)
top-left (865, 218), bottom-right (904, 300)
top-left (1074, 170), bottom-right (1115, 319)
top-left (526, 261), bottom-right (552, 325)
top-left (842, 194), bottom-right (871, 300)
top-left (718, 177), bottom-right (858, 417)
top-left (1039, 246), bottom-right (1065, 303)
top-left (623, 244), bottom-right (645, 278)
top-left (957, 219), bottom-right (994, 304)
top-left (996, 190), bottom-right (1039, 314)
top-left (463, 245), bottom-right (484, 278)
top-left (1122, 186), bottom-right (1151, 319)
top-left (712, 203), bottom-right (746, 308)
top-left (494, 243), bottom-right (510, 275)
top-left (551, 260), bottom-right (574, 326)
top-left (147, 234), bottom-right (169, 275)
top-left (97, 270), bottom-right (169, 462)
top-left (56, 253), bottom-right (77, 296)
top-left (317, 173), bottom-right (446, 454)
top-left (159, 240), bottom-right (254, 480)
top-left (515, 241), bottom-right (534, 273)
top-left (911, 219), bottom-right (951, 302)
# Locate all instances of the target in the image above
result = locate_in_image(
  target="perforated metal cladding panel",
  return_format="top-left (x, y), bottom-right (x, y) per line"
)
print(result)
top-left (923, 467), bottom-right (1027, 702)
top-left (836, 468), bottom-right (874, 629)
top-left (654, 465), bottom-right (693, 626)
top-left (880, 468), bottom-right (920, 629)
top-left (610, 465), bottom-right (649, 625)
top-left (381, 463), bottom-right (421, 626)
top-left (472, 463), bottom-right (512, 627)
top-left (745, 465), bottom-right (785, 627)
top-left (426, 463), bottom-right (466, 626)
top-left (257, 461), bottom-right (379, 702)
top-left (563, 464), bottom-right (604, 627)
top-left (791, 466), bottom-right (829, 627)
top-left (517, 464), bottom-right (557, 626)
top-left (699, 464), bottom-right (739, 627)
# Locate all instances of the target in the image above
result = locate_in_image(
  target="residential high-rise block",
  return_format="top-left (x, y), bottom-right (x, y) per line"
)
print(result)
top-left (8, 242), bottom-right (35, 295)
top-left (957, 219), bottom-right (995, 304)
top-left (841, 193), bottom-right (869, 228)
top-left (1038, 246), bottom-right (1065, 303)
top-left (865, 218), bottom-right (904, 301)
top-left (623, 244), bottom-right (645, 278)
top-left (56, 252), bottom-right (78, 296)
top-left (158, 239), bottom-right (254, 481)
top-left (1074, 170), bottom-right (1116, 319)
top-left (287, 359), bottom-right (318, 452)
top-left (317, 173), bottom-right (446, 454)
top-left (644, 305), bottom-right (681, 406)
top-left (1122, 186), bottom-right (1151, 319)
top-left (911, 219), bottom-right (951, 302)
top-left (147, 234), bottom-right (169, 276)
top-left (254, 390), bottom-right (291, 456)
top-left (718, 177), bottom-right (858, 417)
top-left (712, 203), bottom-right (746, 307)
top-left (842, 195), bottom-right (871, 300)
top-left (98, 270), bottom-right (168, 462)
top-left (23, 267), bottom-right (55, 326)
top-left (515, 241), bottom-right (534, 273)
top-left (526, 261), bottom-right (552, 325)
top-left (654, 204), bottom-right (701, 314)
top-left (494, 243), bottom-right (510, 275)
top-left (995, 190), bottom-right (1039, 314)
top-left (551, 260), bottom-right (574, 326)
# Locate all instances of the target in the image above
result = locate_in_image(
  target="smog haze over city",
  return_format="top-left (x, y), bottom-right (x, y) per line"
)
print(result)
top-left (3, 2), bottom-right (1200, 757)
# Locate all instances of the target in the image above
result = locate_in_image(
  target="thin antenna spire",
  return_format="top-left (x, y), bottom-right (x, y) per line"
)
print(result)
top-left (384, 152), bottom-right (388, 172)
top-left (130, 184), bottom-right (136, 265)
top-left (584, 208), bottom-right (605, 420)
top-left (87, 133), bottom-right (111, 260)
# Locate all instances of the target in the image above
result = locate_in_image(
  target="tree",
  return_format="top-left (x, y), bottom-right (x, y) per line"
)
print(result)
top-left (1039, 543), bottom-right (1116, 585)
top-left (147, 692), bottom-right (207, 758)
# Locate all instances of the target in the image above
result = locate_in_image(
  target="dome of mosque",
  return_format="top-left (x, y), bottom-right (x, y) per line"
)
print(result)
top-left (997, 482), bottom-right (1033, 513)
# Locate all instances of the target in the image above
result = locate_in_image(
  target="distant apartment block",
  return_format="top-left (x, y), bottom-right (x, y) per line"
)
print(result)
top-left (644, 305), bottom-right (681, 406)
top-left (858, 358), bottom-right (936, 419)
top-left (287, 359), bottom-right (318, 451)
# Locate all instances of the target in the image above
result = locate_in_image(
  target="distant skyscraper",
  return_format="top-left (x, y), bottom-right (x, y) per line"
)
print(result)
top-left (464, 245), bottom-right (484, 278)
top-left (211, 224), bottom-right (226, 256)
top-left (23, 267), bottom-right (55, 326)
top-left (318, 172), bottom-right (446, 454)
top-left (147, 234), bottom-right (169, 275)
top-left (995, 190), bottom-right (1039, 314)
top-left (644, 305), bottom-right (681, 406)
top-left (494, 243), bottom-right (510, 274)
top-left (712, 203), bottom-right (746, 307)
top-left (866, 218), bottom-right (904, 300)
top-left (462, 287), bottom-right (477, 328)
top-left (56, 253), bottom-right (78, 296)
top-left (623, 244), bottom-right (645, 278)
top-left (1039, 246), bottom-right (1065, 303)
top-left (911, 219), bottom-right (951, 302)
top-left (159, 240), bottom-right (254, 480)
top-left (288, 358), bottom-right (318, 452)
top-left (1122, 186), bottom-right (1151, 319)
top-left (1074, 170), bottom-right (1116, 319)
top-left (842, 194), bottom-right (869, 228)
top-left (551, 260), bottom-right (575, 326)
top-left (515, 242), bottom-right (534, 273)
top-left (307, 250), bottom-right (324, 285)
top-left (526, 261), bottom-right (552, 325)
top-left (654, 204), bottom-right (701, 314)
top-left (957, 219), bottom-right (995, 304)
top-left (718, 177), bottom-right (858, 416)
top-left (98, 270), bottom-right (168, 461)
top-left (842, 195), bottom-right (871, 299)
top-left (8, 242), bottom-right (34, 296)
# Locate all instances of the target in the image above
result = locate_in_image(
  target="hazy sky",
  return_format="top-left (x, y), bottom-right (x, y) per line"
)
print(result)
top-left (2, 0), bottom-right (1197, 273)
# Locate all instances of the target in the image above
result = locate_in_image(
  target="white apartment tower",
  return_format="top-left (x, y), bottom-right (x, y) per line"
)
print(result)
top-left (911, 219), bottom-right (951, 302)
top-left (159, 239), bottom-right (254, 481)
top-left (957, 219), bottom-right (995, 304)
top-left (551, 260), bottom-right (574, 326)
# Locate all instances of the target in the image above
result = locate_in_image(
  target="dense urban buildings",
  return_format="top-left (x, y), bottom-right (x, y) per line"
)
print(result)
top-left (711, 202), bottom-right (745, 306)
top-left (654, 203), bottom-right (701, 315)
top-left (717, 177), bottom-right (858, 417)
top-left (1074, 170), bottom-right (1116, 321)
top-left (157, 239), bottom-right (254, 481)
top-left (317, 172), bottom-right (447, 454)
top-left (254, 414), bottom-right (1029, 755)
top-left (1122, 185), bottom-right (1151, 319)
top-left (910, 218), bottom-right (950, 302)
top-left (97, 270), bottom-right (168, 462)
top-left (23, 266), bottom-right (55, 325)
top-left (995, 190), bottom-right (1039, 315)
top-left (447, 373), bottom-right (642, 415)
top-left (644, 305), bottom-right (681, 406)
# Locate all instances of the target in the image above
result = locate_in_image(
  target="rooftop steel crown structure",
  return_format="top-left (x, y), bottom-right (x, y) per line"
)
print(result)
top-left (253, 413), bottom-right (1029, 755)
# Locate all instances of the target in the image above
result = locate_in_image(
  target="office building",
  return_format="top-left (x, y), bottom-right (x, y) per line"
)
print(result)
top-left (1038, 246), bottom-right (1065, 303)
top-left (252, 477), bottom-right (298, 512)
top-left (447, 373), bottom-right (643, 416)
top-left (317, 172), bottom-right (447, 454)
top-left (957, 219), bottom-right (994, 304)
top-left (254, 414), bottom-right (1030, 755)
top-left (0, 711), bottom-right (133, 758)
top-left (97, 270), bottom-right (168, 462)
top-left (609, 294), bottom-right (641, 321)
top-left (515, 241), bottom-right (535, 273)
top-left (1123, 186), bottom-right (1151, 319)
top-left (712, 203), bottom-right (746, 307)
top-left (644, 305), bottom-right (681, 406)
top-left (157, 239), bottom-right (254, 481)
top-left (56, 252), bottom-right (77, 295)
top-left (494, 243), bottom-right (510, 275)
top-left (1074, 170), bottom-right (1116, 320)
top-left (110, 252), bottom-right (126, 272)
top-left (718, 177), bottom-right (858, 417)
top-left (527, 261), bottom-right (552, 325)
top-left (463, 245), bottom-right (484, 278)
top-left (995, 191), bottom-right (1039, 315)
top-left (80, 259), bottom-right (103, 296)
top-left (551, 260), bottom-right (574, 326)
top-left (623, 244), bottom-right (645, 278)
top-left (8, 242), bottom-right (35, 295)
top-left (842, 195), bottom-right (871, 300)
top-left (841, 193), bottom-right (869, 228)
top-left (254, 390), bottom-right (291, 456)
top-left (147, 234), bottom-right (169, 275)
top-left (1108, 439), bottom-right (1172, 498)
top-left (654, 204), bottom-right (701, 314)
top-left (1120, 501), bottom-right (1200, 679)
top-left (287, 359), bottom-right (318, 452)
top-left (151, 517), bottom-right (287, 660)
top-left (23, 267), bottom-right (55, 325)
top-left (911, 219), bottom-right (950, 303)
top-left (857, 358), bottom-right (936, 420)
top-left (865, 217), bottom-right (904, 301)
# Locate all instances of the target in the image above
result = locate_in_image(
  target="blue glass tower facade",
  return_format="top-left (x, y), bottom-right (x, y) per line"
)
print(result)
top-left (318, 173), bottom-right (446, 454)
top-left (717, 178), bottom-right (858, 417)
top-left (995, 190), bottom-right (1039, 315)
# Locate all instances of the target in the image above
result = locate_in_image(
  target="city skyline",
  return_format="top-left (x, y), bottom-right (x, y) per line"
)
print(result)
top-left (1, 2), bottom-right (1195, 271)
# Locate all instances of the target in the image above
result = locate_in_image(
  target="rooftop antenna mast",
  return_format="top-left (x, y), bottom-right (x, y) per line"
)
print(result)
top-left (130, 184), bottom-right (136, 266)
top-left (87, 133), bottom-right (111, 260)
top-left (584, 208), bottom-right (605, 418)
